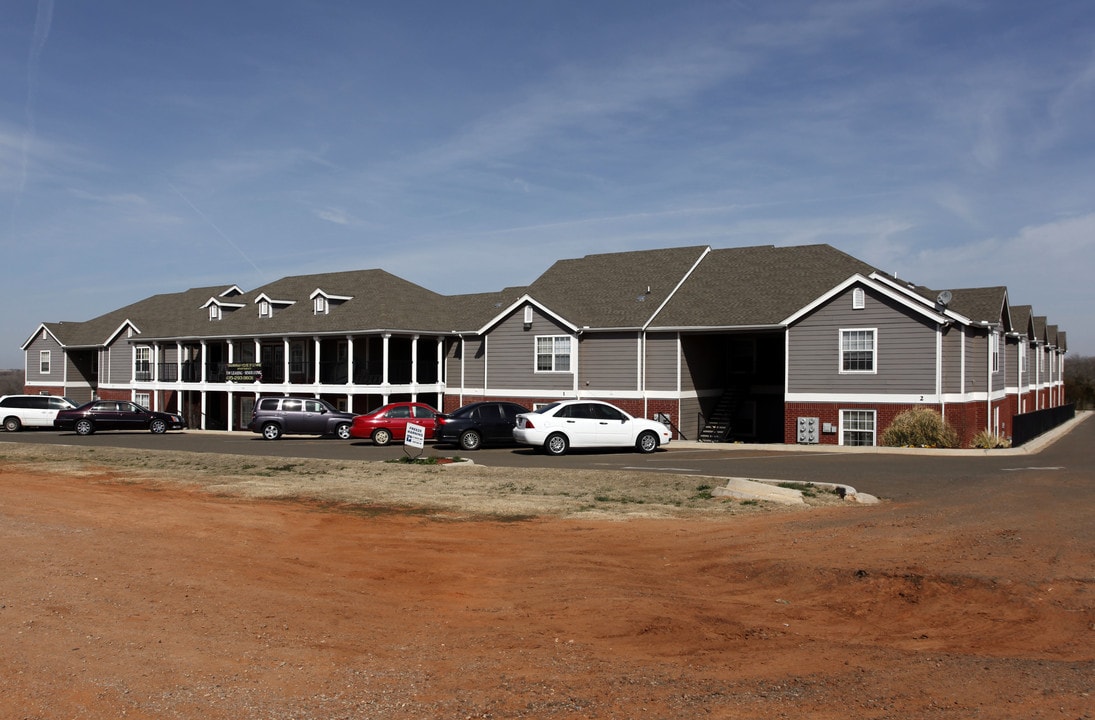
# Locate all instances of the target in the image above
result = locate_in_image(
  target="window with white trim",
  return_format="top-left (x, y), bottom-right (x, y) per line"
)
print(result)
top-left (39, 350), bottom-right (51, 374)
top-left (135, 392), bottom-right (150, 409)
top-left (134, 346), bottom-right (152, 381)
top-left (259, 300), bottom-right (271, 317)
top-left (535, 335), bottom-right (572, 372)
top-left (852, 287), bottom-right (865, 310)
top-left (314, 296), bottom-right (328, 315)
top-left (840, 329), bottom-right (876, 373)
top-left (990, 332), bottom-right (1000, 373)
top-left (841, 409), bottom-right (876, 446)
top-left (209, 304), bottom-right (221, 321)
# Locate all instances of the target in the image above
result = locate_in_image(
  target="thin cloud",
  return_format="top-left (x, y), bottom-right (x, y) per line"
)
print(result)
top-left (19, 0), bottom-right (54, 196)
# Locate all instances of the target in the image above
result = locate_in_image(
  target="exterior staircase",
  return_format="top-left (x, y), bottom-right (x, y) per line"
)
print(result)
top-left (698, 388), bottom-right (739, 443)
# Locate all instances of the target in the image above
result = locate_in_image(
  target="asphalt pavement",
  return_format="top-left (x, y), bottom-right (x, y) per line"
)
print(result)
top-left (3, 412), bottom-right (1091, 503)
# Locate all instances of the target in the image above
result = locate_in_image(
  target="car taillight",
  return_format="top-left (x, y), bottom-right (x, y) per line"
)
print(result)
top-left (521, 418), bottom-right (534, 429)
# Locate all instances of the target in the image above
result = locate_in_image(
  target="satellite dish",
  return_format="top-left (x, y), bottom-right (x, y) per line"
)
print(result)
top-left (936, 290), bottom-right (952, 306)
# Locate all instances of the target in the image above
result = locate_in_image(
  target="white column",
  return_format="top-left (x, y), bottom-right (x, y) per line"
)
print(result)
top-left (283, 338), bottom-right (290, 385)
top-left (411, 335), bottom-right (419, 400)
top-left (314, 336), bottom-right (321, 387)
top-left (382, 334), bottom-right (391, 385)
top-left (347, 335), bottom-right (355, 385)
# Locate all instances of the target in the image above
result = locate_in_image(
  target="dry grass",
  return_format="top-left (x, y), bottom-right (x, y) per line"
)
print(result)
top-left (0, 443), bottom-right (845, 520)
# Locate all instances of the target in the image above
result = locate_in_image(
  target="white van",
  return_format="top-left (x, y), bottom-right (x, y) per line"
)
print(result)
top-left (1, 394), bottom-right (79, 431)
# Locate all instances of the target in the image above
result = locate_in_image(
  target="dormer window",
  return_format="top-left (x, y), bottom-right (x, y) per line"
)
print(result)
top-left (259, 300), bottom-right (271, 318)
top-left (209, 304), bottom-right (221, 321)
top-left (852, 287), bottom-right (865, 310)
top-left (314, 296), bottom-right (328, 315)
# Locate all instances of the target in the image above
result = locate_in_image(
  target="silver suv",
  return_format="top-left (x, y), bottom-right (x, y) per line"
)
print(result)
top-left (248, 397), bottom-right (357, 440)
top-left (1, 394), bottom-right (79, 432)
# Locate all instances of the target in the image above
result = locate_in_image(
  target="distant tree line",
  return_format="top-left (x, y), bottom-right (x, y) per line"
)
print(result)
top-left (1064, 355), bottom-right (1095, 411)
top-left (0, 369), bottom-right (24, 396)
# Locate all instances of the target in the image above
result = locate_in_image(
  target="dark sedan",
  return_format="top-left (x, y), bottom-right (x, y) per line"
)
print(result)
top-left (54, 400), bottom-right (187, 436)
top-left (434, 401), bottom-right (530, 451)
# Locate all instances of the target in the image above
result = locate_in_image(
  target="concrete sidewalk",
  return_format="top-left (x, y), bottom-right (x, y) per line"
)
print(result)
top-left (668, 410), bottom-right (1091, 457)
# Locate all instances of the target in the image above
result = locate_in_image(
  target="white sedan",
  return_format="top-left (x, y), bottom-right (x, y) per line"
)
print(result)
top-left (512, 400), bottom-right (672, 456)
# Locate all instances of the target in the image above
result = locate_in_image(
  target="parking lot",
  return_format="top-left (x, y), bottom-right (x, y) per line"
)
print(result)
top-left (4, 413), bottom-right (1091, 503)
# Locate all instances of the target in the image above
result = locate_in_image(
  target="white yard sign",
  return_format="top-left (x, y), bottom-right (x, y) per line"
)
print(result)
top-left (404, 422), bottom-right (426, 450)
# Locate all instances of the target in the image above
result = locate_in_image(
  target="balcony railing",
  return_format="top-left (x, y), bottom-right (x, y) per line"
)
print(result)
top-left (146, 360), bottom-right (412, 386)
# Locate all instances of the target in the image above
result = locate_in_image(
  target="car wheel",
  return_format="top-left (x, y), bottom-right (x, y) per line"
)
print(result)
top-left (3, 416), bottom-right (21, 432)
top-left (150, 419), bottom-right (167, 434)
top-left (459, 430), bottom-right (482, 451)
top-left (335, 423), bottom-right (352, 440)
top-left (75, 419), bottom-right (95, 436)
top-left (262, 422), bottom-right (282, 440)
top-left (636, 430), bottom-right (659, 454)
top-left (544, 432), bottom-right (569, 456)
top-left (372, 428), bottom-right (392, 446)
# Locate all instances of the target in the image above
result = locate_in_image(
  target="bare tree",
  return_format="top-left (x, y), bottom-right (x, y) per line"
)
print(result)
top-left (0, 369), bottom-right (25, 396)
top-left (1064, 355), bottom-right (1095, 410)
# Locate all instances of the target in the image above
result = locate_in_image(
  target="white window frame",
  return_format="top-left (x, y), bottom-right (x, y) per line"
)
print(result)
top-left (39, 350), bottom-right (51, 374)
top-left (990, 332), bottom-right (1000, 374)
top-left (535, 335), bottom-right (572, 373)
top-left (852, 287), bottom-right (865, 310)
top-left (314, 296), bottom-right (328, 315)
top-left (259, 300), bottom-right (271, 317)
top-left (209, 304), bottom-right (221, 321)
top-left (135, 392), bottom-right (151, 409)
top-left (134, 345), bottom-right (152, 379)
top-left (839, 328), bottom-right (877, 374)
top-left (840, 409), bottom-right (876, 446)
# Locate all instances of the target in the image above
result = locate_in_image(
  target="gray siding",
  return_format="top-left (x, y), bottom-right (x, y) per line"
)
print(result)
top-left (941, 325), bottom-right (964, 393)
top-left (25, 332), bottom-right (63, 384)
top-left (485, 307), bottom-right (575, 391)
top-left (965, 331), bottom-right (988, 392)
top-left (788, 287), bottom-right (937, 394)
top-left (644, 333), bottom-right (678, 392)
top-left (579, 332), bottom-right (638, 391)
top-left (445, 337), bottom-right (485, 389)
top-left (680, 395), bottom-right (702, 439)
top-left (106, 339), bottom-right (132, 384)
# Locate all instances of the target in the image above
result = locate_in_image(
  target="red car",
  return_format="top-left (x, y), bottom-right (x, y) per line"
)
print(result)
top-left (349, 402), bottom-right (438, 446)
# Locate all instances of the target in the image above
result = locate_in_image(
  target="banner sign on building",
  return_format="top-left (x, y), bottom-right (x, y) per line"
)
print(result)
top-left (225, 362), bottom-right (262, 383)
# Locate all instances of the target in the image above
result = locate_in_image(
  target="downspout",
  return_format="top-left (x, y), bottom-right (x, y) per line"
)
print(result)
top-left (986, 326), bottom-right (992, 435)
top-left (937, 323), bottom-right (945, 422)
top-left (459, 334), bottom-right (466, 407)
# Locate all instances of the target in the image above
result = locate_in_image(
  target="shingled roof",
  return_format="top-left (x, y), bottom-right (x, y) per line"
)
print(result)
top-left (936, 286), bottom-right (1009, 327)
top-left (651, 244), bottom-right (877, 328)
top-left (34, 244), bottom-right (1062, 350)
top-left (522, 246), bottom-right (709, 329)
top-left (1010, 305), bottom-right (1034, 339)
top-left (42, 285), bottom-right (233, 348)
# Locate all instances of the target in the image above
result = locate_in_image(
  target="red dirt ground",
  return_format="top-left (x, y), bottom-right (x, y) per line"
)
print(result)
top-left (1, 464), bottom-right (1092, 719)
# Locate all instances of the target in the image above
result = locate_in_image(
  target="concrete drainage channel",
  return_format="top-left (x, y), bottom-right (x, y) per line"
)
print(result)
top-left (711, 477), bottom-right (879, 505)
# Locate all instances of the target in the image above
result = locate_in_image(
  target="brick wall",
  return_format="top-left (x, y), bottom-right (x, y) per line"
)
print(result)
top-left (784, 400), bottom-right (1009, 447)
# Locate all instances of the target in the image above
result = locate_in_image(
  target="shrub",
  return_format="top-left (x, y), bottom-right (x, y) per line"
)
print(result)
top-left (881, 407), bottom-right (959, 448)
top-left (970, 431), bottom-right (1011, 449)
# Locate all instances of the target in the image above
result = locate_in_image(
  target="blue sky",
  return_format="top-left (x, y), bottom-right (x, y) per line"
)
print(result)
top-left (3, 0), bottom-right (1094, 369)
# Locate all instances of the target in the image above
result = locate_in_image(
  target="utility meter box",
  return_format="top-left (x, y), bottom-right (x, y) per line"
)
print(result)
top-left (797, 416), bottom-right (819, 444)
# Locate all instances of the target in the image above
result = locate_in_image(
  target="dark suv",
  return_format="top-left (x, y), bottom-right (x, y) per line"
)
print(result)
top-left (248, 397), bottom-right (357, 440)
